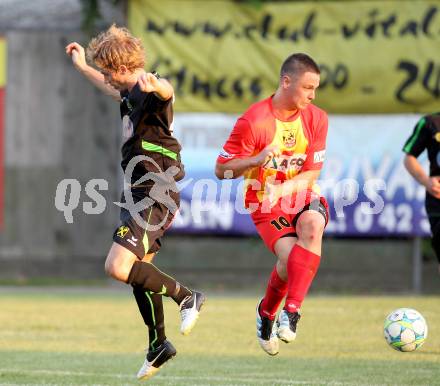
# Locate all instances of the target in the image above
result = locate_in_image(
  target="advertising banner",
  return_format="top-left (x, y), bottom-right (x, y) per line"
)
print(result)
top-left (129, 0), bottom-right (440, 114)
top-left (171, 113), bottom-right (429, 237)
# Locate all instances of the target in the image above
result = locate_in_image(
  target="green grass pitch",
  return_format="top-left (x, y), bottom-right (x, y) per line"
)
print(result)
top-left (0, 289), bottom-right (439, 385)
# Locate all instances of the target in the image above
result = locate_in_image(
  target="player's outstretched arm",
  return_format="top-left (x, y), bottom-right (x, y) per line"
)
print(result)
top-left (65, 42), bottom-right (121, 101)
top-left (215, 145), bottom-right (280, 179)
top-left (137, 73), bottom-right (174, 101)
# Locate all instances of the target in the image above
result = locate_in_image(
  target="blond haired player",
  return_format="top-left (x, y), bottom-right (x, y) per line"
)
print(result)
top-left (66, 25), bottom-right (205, 380)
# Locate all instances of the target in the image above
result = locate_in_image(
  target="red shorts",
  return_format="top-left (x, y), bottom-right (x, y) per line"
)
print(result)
top-left (250, 189), bottom-right (329, 254)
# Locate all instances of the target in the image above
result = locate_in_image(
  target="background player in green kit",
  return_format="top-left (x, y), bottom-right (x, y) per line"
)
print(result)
top-left (403, 112), bottom-right (440, 275)
top-left (65, 25), bottom-right (205, 380)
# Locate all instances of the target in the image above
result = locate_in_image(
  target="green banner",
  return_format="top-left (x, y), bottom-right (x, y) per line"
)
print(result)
top-left (129, 0), bottom-right (440, 113)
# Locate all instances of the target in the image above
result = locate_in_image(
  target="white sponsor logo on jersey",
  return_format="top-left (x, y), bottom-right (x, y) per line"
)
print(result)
top-left (219, 149), bottom-right (234, 159)
top-left (313, 150), bottom-right (325, 163)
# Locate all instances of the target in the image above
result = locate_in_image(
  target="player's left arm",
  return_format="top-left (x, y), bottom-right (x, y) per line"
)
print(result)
top-left (137, 72), bottom-right (173, 101)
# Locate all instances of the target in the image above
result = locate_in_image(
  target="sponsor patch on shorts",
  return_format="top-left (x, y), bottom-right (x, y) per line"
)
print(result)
top-left (127, 236), bottom-right (138, 247)
top-left (116, 225), bottom-right (129, 238)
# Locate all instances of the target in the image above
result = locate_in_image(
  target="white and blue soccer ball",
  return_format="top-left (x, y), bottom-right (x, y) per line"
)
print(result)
top-left (384, 308), bottom-right (428, 352)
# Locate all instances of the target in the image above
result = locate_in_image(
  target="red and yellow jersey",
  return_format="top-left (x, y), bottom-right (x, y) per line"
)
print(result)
top-left (217, 96), bottom-right (328, 207)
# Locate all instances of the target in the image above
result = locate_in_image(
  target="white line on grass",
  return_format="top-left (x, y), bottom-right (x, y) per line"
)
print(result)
top-left (0, 368), bottom-right (371, 385)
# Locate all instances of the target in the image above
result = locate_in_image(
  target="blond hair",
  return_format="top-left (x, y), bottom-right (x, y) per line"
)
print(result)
top-left (86, 24), bottom-right (145, 71)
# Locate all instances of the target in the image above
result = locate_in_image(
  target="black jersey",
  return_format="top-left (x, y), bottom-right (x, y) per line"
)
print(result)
top-left (119, 80), bottom-right (185, 186)
top-left (403, 113), bottom-right (440, 177)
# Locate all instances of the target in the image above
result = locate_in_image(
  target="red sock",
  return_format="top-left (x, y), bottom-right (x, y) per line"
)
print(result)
top-left (284, 244), bottom-right (321, 313)
top-left (260, 267), bottom-right (287, 320)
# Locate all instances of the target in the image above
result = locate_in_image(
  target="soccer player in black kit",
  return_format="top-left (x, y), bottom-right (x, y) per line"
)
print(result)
top-left (403, 112), bottom-right (440, 275)
top-left (66, 25), bottom-right (205, 380)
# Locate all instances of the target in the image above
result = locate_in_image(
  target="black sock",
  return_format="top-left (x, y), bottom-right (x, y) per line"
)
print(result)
top-left (432, 233), bottom-right (440, 264)
top-left (133, 286), bottom-right (166, 350)
top-left (128, 261), bottom-right (191, 305)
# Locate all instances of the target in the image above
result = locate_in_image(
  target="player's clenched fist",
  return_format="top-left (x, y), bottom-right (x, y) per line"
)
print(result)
top-left (426, 176), bottom-right (440, 199)
top-left (65, 42), bottom-right (87, 71)
top-left (253, 145), bottom-right (281, 167)
top-left (137, 72), bottom-right (160, 93)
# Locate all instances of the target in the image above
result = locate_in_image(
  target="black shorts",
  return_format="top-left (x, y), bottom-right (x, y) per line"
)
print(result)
top-left (113, 188), bottom-right (179, 258)
top-left (425, 192), bottom-right (440, 236)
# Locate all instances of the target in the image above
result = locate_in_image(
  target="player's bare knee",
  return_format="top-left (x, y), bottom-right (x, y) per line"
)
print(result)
top-left (104, 258), bottom-right (118, 279)
top-left (104, 255), bottom-right (128, 281)
top-left (300, 226), bottom-right (323, 244)
top-left (297, 216), bottom-right (324, 244)
top-left (277, 254), bottom-right (289, 269)
top-left (104, 243), bottom-right (139, 282)
top-left (105, 261), bottom-right (131, 282)
top-left (274, 238), bottom-right (294, 281)
top-left (276, 259), bottom-right (288, 280)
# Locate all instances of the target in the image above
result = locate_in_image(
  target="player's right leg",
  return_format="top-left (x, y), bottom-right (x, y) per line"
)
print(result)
top-left (272, 192), bottom-right (328, 344)
top-left (272, 237), bottom-right (302, 343)
top-left (430, 229), bottom-right (440, 275)
top-left (277, 200), bottom-right (327, 343)
top-left (425, 195), bottom-right (440, 274)
top-left (251, 207), bottom-right (295, 355)
top-left (132, 253), bottom-right (170, 380)
top-left (133, 290), bottom-right (176, 380)
top-left (104, 243), bottom-right (177, 379)
top-left (136, 339), bottom-right (177, 380)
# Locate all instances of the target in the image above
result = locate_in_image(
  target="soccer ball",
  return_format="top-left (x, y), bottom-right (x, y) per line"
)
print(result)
top-left (383, 308), bottom-right (428, 352)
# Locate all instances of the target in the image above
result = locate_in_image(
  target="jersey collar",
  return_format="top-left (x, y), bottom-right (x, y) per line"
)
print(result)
top-left (269, 95), bottom-right (300, 122)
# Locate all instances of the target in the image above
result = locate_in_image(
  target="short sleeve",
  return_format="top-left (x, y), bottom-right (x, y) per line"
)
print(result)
top-left (143, 91), bottom-right (172, 111)
top-left (145, 72), bottom-right (172, 109)
top-left (217, 118), bottom-right (256, 164)
top-left (403, 117), bottom-right (429, 158)
top-left (302, 112), bottom-right (328, 171)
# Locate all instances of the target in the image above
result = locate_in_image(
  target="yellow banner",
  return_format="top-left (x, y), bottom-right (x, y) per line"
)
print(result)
top-left (0, 38), bottom-right (6, 88)
top-left (129, 0), bottom-right (440, 114)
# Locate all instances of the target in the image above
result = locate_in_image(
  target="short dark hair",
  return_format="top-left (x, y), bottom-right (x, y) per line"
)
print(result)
top-left (280, 53), bottom-right (320, 79)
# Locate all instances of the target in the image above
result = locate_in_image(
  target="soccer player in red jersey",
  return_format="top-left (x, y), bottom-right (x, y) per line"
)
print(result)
top-left (215, 53), bottom-right (329, 355)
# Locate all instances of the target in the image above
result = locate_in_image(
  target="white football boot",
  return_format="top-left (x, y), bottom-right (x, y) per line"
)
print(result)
top-left (256, 299), bottom-right (279, 355)
top-left (137, 340), bottom-right (176, 380)
top-left (179, 290), bottom-right (206, 335)
top-left (277, 309), bottom-right (301, 343)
